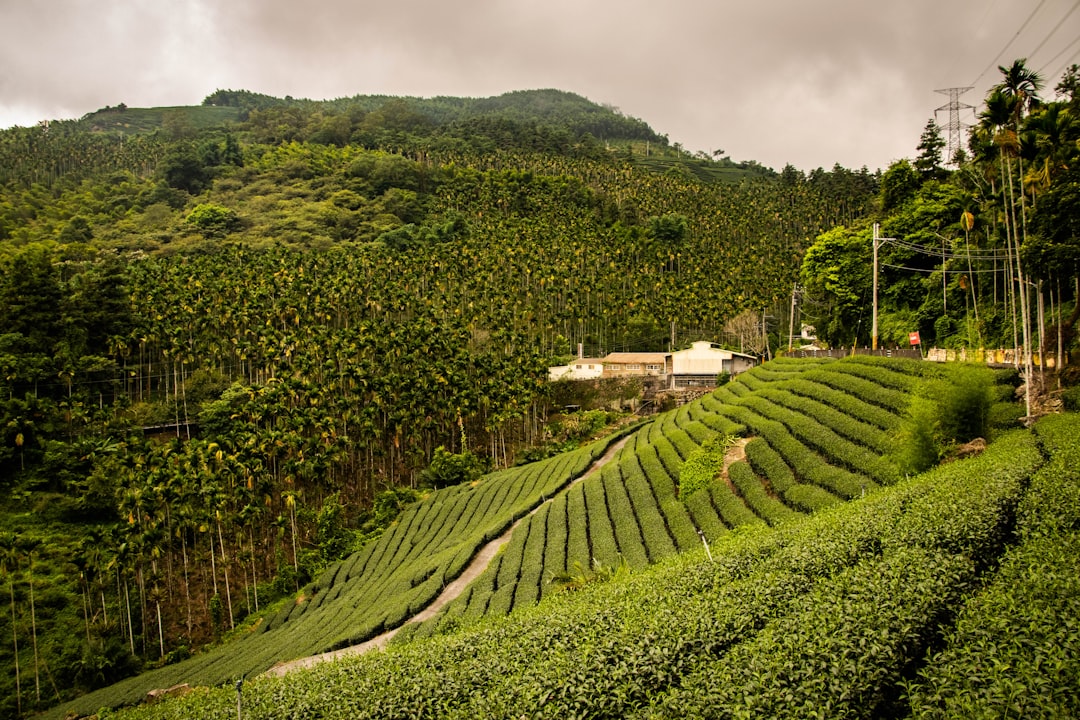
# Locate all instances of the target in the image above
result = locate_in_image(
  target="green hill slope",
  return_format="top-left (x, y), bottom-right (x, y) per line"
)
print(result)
top-left (52, 407), bottom-right (1080, 719)
top-left (46, 355), bottom-right (1030, 718)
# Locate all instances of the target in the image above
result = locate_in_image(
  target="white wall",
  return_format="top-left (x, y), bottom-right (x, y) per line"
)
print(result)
top-left (671, 341), bottom-right (728, 375)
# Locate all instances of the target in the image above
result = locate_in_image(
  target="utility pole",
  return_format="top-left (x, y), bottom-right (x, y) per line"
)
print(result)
top-left (943, 235), bottom-right (948, 315)
top-left (872, 224), bottom-right (880, 351)
top-left (762, 308), bottom-right (772, 361)
top-left (787, 283), bottom-right (798, 352)
top-left (934, 87), bottom-right (975, 166)
top-left (872, 224), bottom-right (897, 351)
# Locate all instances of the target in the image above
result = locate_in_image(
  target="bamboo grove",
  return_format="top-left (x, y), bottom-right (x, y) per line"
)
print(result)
top-left (0, 91), bottom-right (878, 715)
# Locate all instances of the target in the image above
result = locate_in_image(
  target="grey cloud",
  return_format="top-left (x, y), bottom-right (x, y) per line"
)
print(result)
top-left (1, 0), bottom-right (1076, 171)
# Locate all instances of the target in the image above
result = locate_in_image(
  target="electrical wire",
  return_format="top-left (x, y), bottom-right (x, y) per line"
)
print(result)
top-left (1026, 0), bottom-right (1080, 63)
top-left (970, 0), bottom-right (1050, 87)
top-left (1046, 46), bottom-right (1080, 86)
top-left (879, 236), bottom-right (1014, 262)
top-left (880, 261), bottom-right (1007, 275)
top-left (1039, 33), bottom-right (1080, 79)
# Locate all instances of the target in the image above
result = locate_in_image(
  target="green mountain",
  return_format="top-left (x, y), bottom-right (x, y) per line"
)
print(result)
top-left (3, 67), bottom-right (1079, 718)
top-left (0, 87), bottom-right (882, 718)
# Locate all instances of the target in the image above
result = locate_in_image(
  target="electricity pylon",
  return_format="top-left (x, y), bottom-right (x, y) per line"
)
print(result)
top-left (934, 87), bottom-right (975, 166)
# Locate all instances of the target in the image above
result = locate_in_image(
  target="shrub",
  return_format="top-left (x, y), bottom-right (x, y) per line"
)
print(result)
top-left (1060, 384), bottom-right (1080, 412)
top-left (894, 364), bottom-right (995, 474)
top-left (185, 203), bottom-right (240, 238)
top-left (894, 395), bottom-right (941, 475)
top-left (357, 485), bottom-right (421, 537)
top-left (678, 434), bottom-right (734, 498)
top-left (937, 364), bottom-right (994, 442)
top-left (418, 446), bottom-right (487, 489)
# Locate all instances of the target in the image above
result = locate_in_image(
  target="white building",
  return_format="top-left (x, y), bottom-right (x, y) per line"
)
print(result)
top-left (547, 342), bottom-right (756, 388)
top-left (669, 341), bottom-right (757, 387)
top-left (548, 357), bottom-right (605, 381)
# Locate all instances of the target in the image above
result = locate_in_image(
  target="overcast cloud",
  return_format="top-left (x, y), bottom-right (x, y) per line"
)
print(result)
top-left (2, 0), bottom-right (1078, 171)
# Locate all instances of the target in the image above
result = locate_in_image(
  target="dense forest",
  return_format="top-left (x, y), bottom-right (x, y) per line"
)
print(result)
top-left (0, 60), bottom-right (1076, 716)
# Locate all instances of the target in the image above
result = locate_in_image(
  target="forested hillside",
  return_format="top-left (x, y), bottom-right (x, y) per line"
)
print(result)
top-left (3, 58), bottom-right (1078, 716)
top-left (0, 88), bottom-right (879, 716)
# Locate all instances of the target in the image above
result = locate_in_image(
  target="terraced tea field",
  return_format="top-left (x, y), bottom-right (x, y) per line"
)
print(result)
top-left (51, 355), bottom-right (1058, 719)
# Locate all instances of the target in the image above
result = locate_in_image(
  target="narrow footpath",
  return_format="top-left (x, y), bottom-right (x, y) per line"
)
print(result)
top-left (264, 434), bottom-right (633, 677)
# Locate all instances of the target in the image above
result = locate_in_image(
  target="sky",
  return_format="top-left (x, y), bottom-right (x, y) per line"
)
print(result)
top-left (1, 0), bottom-right (1078, 172)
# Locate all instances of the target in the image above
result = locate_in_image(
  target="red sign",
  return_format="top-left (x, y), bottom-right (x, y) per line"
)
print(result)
top-left (908, 331), bottom-right (921, 346)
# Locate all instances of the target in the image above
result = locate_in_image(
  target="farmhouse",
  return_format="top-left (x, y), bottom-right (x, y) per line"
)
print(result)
top-left (601, 352), bottom-right (670, 378)
top-left (549, 342), bottom-right (756, 389)
top-left (669, 341), bottom-right (756, 387)
top-left (547, 357), bottom-right (605, 381)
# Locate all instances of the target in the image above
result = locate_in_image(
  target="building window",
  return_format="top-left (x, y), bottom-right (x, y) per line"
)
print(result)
top-left (626, 364), bottom-right (641, 371)
top-left (646, 364), bottom-right (662, 371)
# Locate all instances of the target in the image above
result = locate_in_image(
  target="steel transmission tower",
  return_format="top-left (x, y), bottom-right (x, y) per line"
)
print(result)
top-left (934, 87), bottom-right (975, 166)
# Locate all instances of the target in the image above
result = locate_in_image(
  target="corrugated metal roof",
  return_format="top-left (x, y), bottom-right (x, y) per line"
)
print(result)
top-left (602, 352), bottom-right (670, 363)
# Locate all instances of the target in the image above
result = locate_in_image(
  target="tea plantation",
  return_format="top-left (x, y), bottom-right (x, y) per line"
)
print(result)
top-left (48, 356), bottom-right (1080, 719)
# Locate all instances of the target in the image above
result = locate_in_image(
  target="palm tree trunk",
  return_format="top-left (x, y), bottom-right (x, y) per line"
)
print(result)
top-left (156, 597), bottom-right (164, 658)
top-left (290, 500), bottom-right (299, 582)
top-left (216, 518), bottom-right (234, 630)
top-left (1000, 161), bottom-right (1020, 361)
top-left (181, 532), bottom-right (192, 637)
top-left (249, 526), bottom-right (259, 613)
top-left (28, 555), bottom-right (40, 703)
top-left (1058, 280), bottom-right (1065, 371)
top-left (81, 574), bottom-right (91, 644)
top-left (208, 531), bottom-right (218, 596)
top-left (138, 564), bottom-right (149, 657)
top-left (1005, 156), bottom-right (1033, 417)
top-left (9, 575), bottom-right (20, 716)
top-left (124, 576), bottom-right (134, 655)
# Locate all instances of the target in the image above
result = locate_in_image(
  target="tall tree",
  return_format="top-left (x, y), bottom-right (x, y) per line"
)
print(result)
top-left (0, 247), bottom-right (63, 357)
top-left (914, 119), bottom-right (947, 181)
top-left (991, 59), bottom-right (1044, 414)
top-left (880, 160), bottom-right (921, 211)
top-left (997, 58), bottom-right (1043, 129)
top-left (0, 534), bottom-right (21, 716)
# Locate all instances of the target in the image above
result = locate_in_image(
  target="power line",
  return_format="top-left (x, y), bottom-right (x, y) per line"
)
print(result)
top-left (1046, 46), bottom-right (1080, 86)
top-left (1038, 33), bottom-right (1080, 79)
top-left (1026, 0), bottom-right (1080, 62)
top-left (970, 0), bottom-right (1050, 87)
top-left (880, 261), bottom-right (1007, 275)
top-left (879, 236), bottom-right (1013, 262)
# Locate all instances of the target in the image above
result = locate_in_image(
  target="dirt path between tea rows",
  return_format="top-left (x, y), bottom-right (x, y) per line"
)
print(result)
top-left (264, 434), bottom-right (632, 677)
top-left (720, 437), bottom-right (751, 494)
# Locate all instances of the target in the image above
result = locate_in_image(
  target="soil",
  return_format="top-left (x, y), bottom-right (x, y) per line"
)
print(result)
top-left (720, 437), bottom-right (751, 496)
top-left (263, 434), bottom-right (632, 678)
